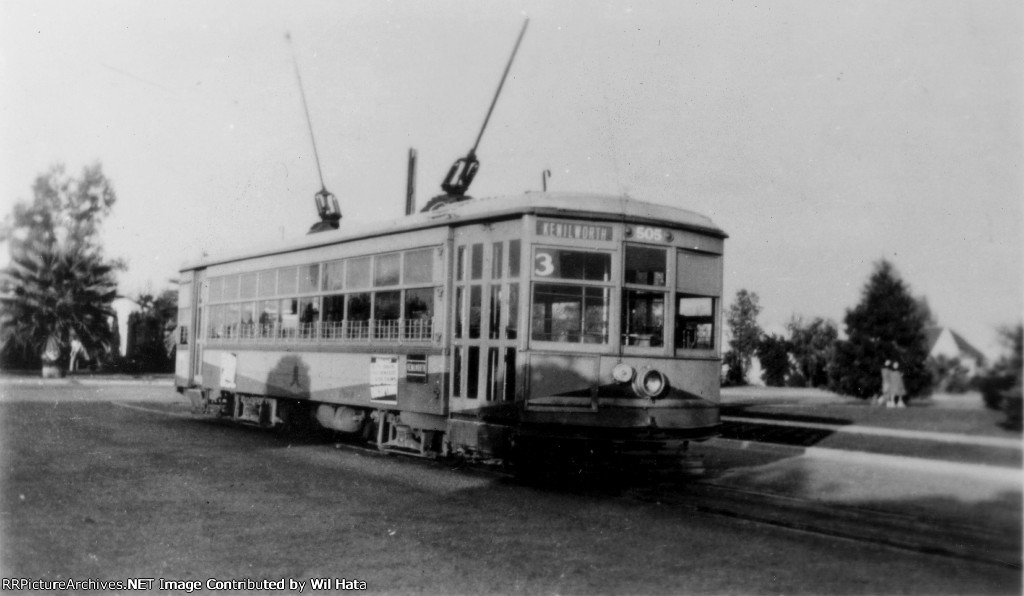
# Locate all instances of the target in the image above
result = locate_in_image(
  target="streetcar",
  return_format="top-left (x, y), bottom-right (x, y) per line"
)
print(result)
top-left (175, 20), bottom-right (726, 471)
top-left (175, 192), bottom-right (726, 468)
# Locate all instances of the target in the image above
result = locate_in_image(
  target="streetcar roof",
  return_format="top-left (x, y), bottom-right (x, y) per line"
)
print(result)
top-left (180, 191), bottom-right (727, 271)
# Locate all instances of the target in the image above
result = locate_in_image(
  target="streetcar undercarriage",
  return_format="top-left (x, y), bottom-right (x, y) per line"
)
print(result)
top-left (183, 387), bottom-right (715, 475)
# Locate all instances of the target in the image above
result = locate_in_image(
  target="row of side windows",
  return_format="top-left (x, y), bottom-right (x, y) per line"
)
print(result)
top-left (204, 248), bottom-right (437, 343)
top-left (207, 248), bottom-right (435, 303)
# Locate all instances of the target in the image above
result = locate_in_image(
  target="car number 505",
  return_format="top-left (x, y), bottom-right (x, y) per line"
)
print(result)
top-left (634, 226), bottom-right (664, 242)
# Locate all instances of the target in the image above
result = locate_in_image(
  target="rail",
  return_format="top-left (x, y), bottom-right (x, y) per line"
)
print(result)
top-left (208, 319), bottom-right (434, 344)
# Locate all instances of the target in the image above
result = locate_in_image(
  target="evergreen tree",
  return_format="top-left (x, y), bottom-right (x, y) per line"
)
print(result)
top-left (0, 164), bottom-right (121, 376)
top-left (125, 288), bottom-right (178, 372)
top-left (829, 260), bottom-right (930, 399)
top-left (756, 333), bottom-right (791, 387)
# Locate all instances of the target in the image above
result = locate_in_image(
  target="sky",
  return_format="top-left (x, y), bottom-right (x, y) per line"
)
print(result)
top-left (1, 0), bottom-right (1021, 358)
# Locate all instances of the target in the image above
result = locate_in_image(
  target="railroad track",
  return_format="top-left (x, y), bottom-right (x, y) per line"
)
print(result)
top-left (628, 480), bottom-right (1021, 570)
top-left (120, 400), bottom-right (1023, 569)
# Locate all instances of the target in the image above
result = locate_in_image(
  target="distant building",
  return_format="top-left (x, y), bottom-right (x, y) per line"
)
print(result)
top-left (925, 326), bottom-right (986, 375)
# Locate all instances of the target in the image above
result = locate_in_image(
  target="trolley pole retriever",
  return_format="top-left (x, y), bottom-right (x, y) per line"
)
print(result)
top-left (438, 19), bottom-right (529, 199)
top-left (286, 32), bottom-right (343, 233)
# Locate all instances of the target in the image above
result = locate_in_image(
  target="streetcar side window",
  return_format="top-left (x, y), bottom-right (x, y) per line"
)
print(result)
top-left (205, 246), bottom-right (439, 344)
top-left (346, 257), bottom-right (372, 290)
top-left (509, 240), bottom-right (521, 278)
top-left (373, 253), bottom-right (401, 287)
top-left (277, 266), bottom-right (298, 295)
top-left (258, 300), bottom-right (279, 337)
top-left (207, 305), bottom-right (222, 339)
top-left (323, 260), bottom-right (345, 292)
top-left (225, 302), bottom-right (240, 338)
top-left (675, 249), bottom-right (722, 351)
top-left (240, 302), bottom-right (256, 338)
top-left (222, 275), bottom-right (240, 301)
top-left (299, 264), bottom-right (319, 294)
top-left (676, 296), bottom-right (715, 350)
top-left (373, 290), bottom-right (401, 339)
top-left (404, 248), bottom-right (434, 285)
top-left (258, 269), bottom-right (277, 298)
top-left (239, 273), bottom-right (258, 300)
top-left (208, 277), bottom-right (223, 303)
top-left (404, 287), bottom-right (433, 341)
top-left (281, 298), bottom-right (299, 337)
top-left (177, 281), bottom-right (192, 346)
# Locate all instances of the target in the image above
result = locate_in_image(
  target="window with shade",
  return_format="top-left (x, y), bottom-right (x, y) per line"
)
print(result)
top-left (675, 249), bottom-right (722, 351)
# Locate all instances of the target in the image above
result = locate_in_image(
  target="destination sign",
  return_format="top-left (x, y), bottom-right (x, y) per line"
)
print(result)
top-left (536, 220), bottom-right (613, 242)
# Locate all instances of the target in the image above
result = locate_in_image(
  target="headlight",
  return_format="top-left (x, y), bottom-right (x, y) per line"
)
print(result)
top-left (632, 368), bottom-right (669, 399)
top-left (612, 363), bottom-right (635, 383)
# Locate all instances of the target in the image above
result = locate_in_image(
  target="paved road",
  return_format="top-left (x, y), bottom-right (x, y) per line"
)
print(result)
top-left (1, 382), bottom-right (1020, 594)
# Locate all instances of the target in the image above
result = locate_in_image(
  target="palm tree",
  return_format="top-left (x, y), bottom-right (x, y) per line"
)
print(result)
top-left (1, 240), bottom-right (118, 377)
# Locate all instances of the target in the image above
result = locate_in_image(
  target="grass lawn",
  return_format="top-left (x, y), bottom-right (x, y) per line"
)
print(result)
top-left (721, 386), bottom-right (1021, 439)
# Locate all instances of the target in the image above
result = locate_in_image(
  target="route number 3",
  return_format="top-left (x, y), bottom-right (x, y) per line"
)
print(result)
top-left (535, 252), bottom-right (554, 276)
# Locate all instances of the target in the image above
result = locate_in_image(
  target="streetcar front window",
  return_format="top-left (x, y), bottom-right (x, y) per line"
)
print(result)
top-left (622, 245), bottom-right (668, 348)
top-left (622, 290), bottom-right (665, 347)
top-left (531, 284), bottom-right (609, 344)
top-left (530, 248), bottom-right (612, 345)
top-left (624, 245), bottom-right (666, 286)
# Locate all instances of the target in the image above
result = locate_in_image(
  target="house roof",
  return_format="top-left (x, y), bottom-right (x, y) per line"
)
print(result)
top-left (925, 326), bottom-right (986, 364)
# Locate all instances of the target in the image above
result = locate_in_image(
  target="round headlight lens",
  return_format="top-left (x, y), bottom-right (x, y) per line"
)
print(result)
top-left (633, 369), bottom-right (669, 398)
top-left (643, 371), bottom-right (665, 395)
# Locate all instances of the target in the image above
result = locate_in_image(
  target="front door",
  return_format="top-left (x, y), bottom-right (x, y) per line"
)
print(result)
top-left (450, 221), bottom-right (523, 414)
top-left (191, 270), bottom-right (206, 386)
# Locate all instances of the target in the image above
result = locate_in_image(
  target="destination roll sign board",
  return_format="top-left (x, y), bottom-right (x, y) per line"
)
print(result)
top-left (536, 220), bottom-right (614, 242)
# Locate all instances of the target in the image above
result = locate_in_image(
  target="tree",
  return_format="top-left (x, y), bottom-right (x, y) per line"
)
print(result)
top-left (124, 288), bottom-right (178, 373)
top-left (724, 289), bottom-right (762, 385)
top-left (926, 355), bottom-right (972, 393)
top-left (976, 324), bottom-right (1022, 429)
top-left (829, 260), bottom-right (930, 399)
top-left (787, 316), bottom-right (839, 388)
top-left (0, 164), bottom-right (121, 376)
top-left (756, 333), bottom-right (791, 387)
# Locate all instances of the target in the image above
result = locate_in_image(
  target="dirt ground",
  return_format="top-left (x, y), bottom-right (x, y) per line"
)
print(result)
top-left (0, 383), bottom-right (1019, 594)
